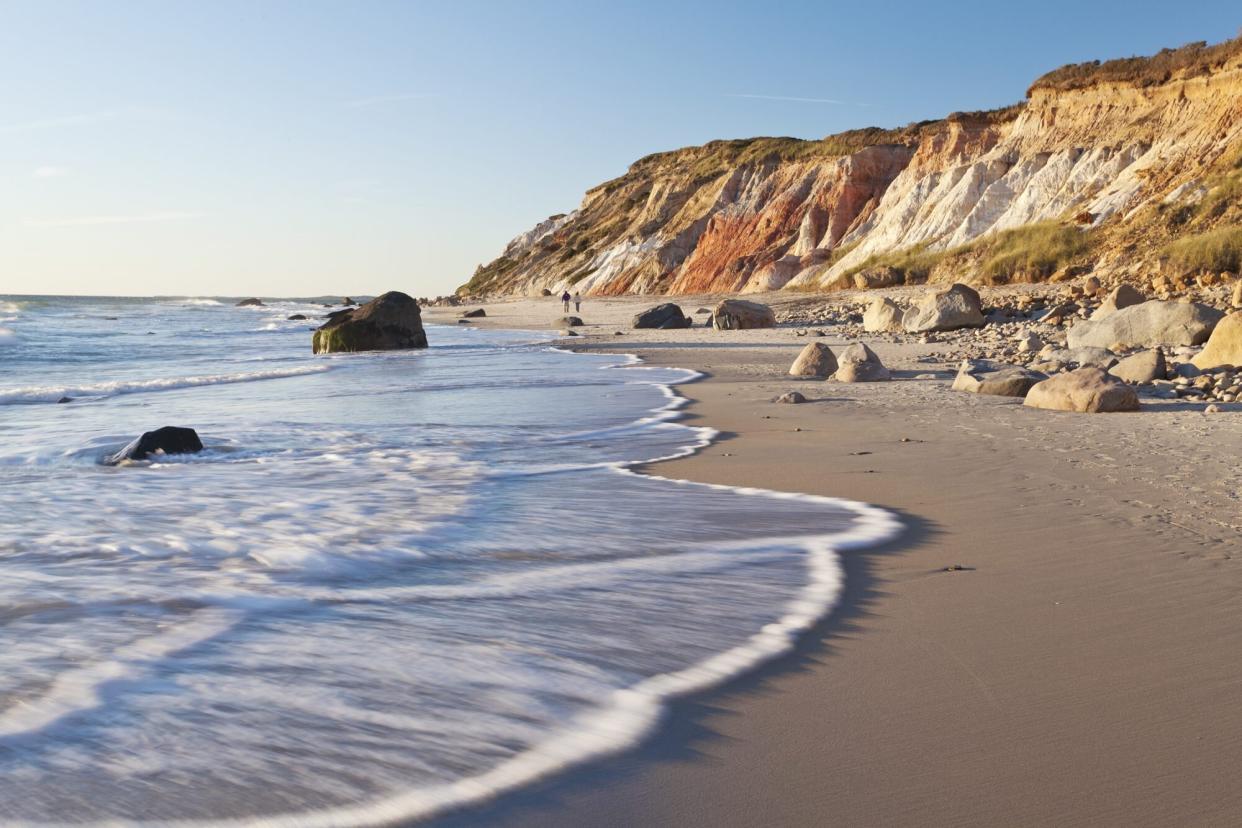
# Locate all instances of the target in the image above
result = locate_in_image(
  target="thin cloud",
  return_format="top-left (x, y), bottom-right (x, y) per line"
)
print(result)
top-left (0, 110), bottom-right (122, 133)
top-left (727, 93), bottom-right (850, 105)
top-left (22, 211), bottom-right (204, 229)
top-left (32, 166), bottom-right (70, 179)
top-left (0, 106), bottom-right (177, 134)
top-left (344, 93), bottom-right (437, 109)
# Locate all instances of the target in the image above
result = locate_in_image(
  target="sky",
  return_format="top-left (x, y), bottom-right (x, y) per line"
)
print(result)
top-left (0, 1), bottom-right (1238, 298)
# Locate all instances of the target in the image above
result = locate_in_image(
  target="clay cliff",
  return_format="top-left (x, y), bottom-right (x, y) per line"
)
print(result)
top-left (462, 37), bottom-right (1242, 297)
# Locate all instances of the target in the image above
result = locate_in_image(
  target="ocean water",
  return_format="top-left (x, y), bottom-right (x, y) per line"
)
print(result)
top-left (0, 295), bottom-right (899, 826)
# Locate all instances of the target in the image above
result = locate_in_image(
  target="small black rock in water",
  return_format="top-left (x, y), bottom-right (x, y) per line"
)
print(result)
top-left (106, 426), bottom-right (204, 465)
top-left (287, 314), bottom-right (307, 320)
top-left (236, 298), bottom-right (264, 307)
top-left (57, 396), bottom-right (73, 404)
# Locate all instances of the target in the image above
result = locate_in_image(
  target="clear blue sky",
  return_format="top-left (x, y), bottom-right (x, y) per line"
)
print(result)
top-left (1, 1), bottom-right (1237, 297)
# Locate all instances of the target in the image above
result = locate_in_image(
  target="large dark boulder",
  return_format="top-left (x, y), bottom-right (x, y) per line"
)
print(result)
top-left (633, 303), bottom-right (690, 329)
top-left (712, 299), bottom-right (775, 330)
top-left (312, 291), bottom-right (428, 354)
top-left (554, 316), bottom-right (584, 328)
top-left (236, 298), bottom-right (264, 307)
top-left (462, 308), bottom-right (486, 318)
top-left (106, 426), bottom-right (203, 465)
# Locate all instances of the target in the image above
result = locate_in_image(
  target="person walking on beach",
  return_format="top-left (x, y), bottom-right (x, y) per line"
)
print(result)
top-left (561, 290), bottom-right (571, 313)
top-left (573, 291), bottom-right (582, 313)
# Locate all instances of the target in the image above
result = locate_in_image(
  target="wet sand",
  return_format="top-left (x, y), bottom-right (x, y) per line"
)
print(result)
top-left (425, 296), bottom-right (1242, 827)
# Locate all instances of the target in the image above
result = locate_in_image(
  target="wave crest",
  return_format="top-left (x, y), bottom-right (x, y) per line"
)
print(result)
top-left (0, 364), bottom-right (331, 404)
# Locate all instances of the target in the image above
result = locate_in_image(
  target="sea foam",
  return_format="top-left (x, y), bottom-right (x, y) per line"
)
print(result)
top-left (0, 302), bottom-right (901, 826)
top-left (0, 364), bottom-right (331, 404)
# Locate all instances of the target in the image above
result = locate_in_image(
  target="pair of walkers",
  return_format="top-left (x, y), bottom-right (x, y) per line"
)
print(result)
top-left (561, 291), bottom-right (581, 313)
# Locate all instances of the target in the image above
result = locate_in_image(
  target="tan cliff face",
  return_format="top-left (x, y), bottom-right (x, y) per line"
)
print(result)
top-left (462, 38), bottom-right (1242, 298)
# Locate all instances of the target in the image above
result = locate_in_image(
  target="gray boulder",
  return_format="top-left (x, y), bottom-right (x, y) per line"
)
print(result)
top-left (952, 360), bottom-right (1045, 397)
top-left (1039, 346), bottom-right (1119, 369)
top-left (554, 316), bottom-right (585, 328)
top-left (834, 343), bottom-right (891, 382)
top-left (712, 299), bottom-right (776, 330)
top-left (1108, 349), bottom-right (1167, 384)
top-left (775, 391), bottom-right (807, 404)
top-left (903, 283), bottom-right (985, 333)
top-left (633, 303), bottom-right (690, 329)
top-left (862, 297), bottom-right (905, 333)
top-left (312, 291), bottom-right (428, 353)
top-left (1090, 284), bottom-right (1145, 320)
top-left (1066, 300), bottom-right (1223, 350)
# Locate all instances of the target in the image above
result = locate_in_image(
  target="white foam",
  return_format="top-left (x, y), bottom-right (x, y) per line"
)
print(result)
top-left (31, 346), bottom-right (902, 828)
top-left (0, 608), bottom-right (242, 740)
top-left (0, 364), bottom-right (332, 404)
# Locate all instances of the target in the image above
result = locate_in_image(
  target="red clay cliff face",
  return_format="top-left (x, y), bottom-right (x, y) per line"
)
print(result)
top-left (669, 147), bottom-right (914, 294)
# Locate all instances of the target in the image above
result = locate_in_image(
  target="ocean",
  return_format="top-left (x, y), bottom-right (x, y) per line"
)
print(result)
top-left (0, 295), bottom-right (898, 825)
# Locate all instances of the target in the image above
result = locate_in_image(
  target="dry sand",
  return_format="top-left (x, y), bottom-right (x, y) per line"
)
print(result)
top-left (424, 296), bottom-right (1242, 827)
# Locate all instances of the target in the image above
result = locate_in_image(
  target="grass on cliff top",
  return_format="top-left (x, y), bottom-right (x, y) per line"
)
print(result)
top-left (609, 111), bottom-right (1028, 188)
top-left (620, 133), bottom-right (899, 183)
top-left (1161, 226), bottom-right (1242, 274)
top-left (1030, 35), bottom-right (1242, 94)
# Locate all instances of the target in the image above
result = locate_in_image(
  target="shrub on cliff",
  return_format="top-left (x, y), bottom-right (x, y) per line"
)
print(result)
top-left (1030, 36), bottom-right (1242, 94)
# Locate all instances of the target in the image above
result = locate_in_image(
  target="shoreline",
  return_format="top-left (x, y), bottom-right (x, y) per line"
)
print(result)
top-left (425, 297), bottom-right (1242, 827)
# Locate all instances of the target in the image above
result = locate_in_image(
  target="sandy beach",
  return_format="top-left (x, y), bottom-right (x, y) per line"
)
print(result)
top-left (425, 295), bottom-right (1242, 827)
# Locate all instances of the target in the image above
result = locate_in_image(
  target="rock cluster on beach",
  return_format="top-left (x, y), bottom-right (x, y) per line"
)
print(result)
top-left (754, 277), bottom-right (1241, 413)
top-left (312, 291), bottom-right (428, 354)
top-left (952, 360), bottom-right (1045, 397)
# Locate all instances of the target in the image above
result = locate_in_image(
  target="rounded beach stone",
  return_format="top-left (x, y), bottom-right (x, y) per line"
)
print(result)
top-left (788, 342), bottom-right (838, 378)
top-left (1024, 367), bottom-right (1140, 413)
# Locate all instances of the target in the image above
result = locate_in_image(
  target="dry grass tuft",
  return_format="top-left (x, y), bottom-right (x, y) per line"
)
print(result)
top-left (975, 221), bottom-right (1091, 281)
top-left (1162, 226), bottom-right (1242, 274)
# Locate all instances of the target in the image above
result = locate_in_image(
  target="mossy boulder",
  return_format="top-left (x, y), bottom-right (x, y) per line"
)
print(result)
top-left (312, 291), bottom-right (428, 354)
